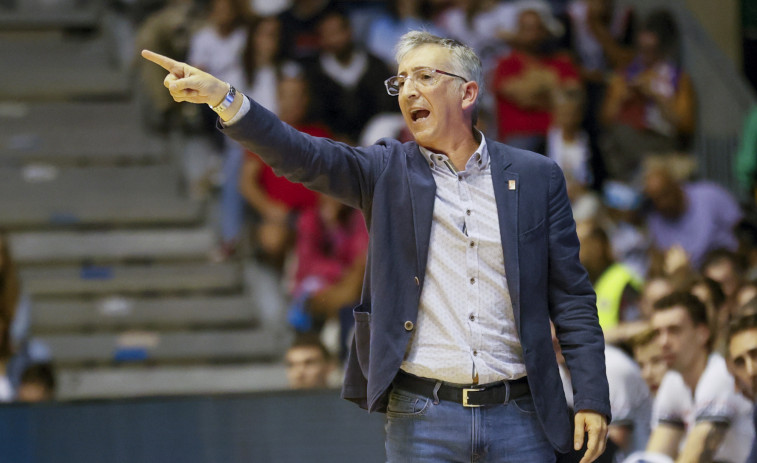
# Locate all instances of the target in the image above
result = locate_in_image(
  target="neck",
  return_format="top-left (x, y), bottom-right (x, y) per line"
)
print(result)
top-left (681, 351), bottom-right (709, 393)
top-left (561, 127), bottom-right (579, 142)
top-left (424, 129), bottom-right (480, 171)
top-left (334, 47), bottom-right (354, 65)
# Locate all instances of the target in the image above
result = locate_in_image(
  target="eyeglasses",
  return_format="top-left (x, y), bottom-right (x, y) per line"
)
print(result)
top-left (384, 67), bottom-right (468, 96)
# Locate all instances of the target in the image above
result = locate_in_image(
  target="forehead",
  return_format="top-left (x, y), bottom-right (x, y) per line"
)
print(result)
top-left (634, 340), bottom-right (662, 358)
top-left (398, 44), bottom-right (452, 73)
top-left (730, 328), bottom-right (757, 357)
top-left (285, 346), bottom-right (324, 362)
top-left (651, 306), bottom-right (691, 328)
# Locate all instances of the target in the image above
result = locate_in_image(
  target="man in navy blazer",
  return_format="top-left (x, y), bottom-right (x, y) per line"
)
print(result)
top-left (143, 30), bottom-right (610, 462)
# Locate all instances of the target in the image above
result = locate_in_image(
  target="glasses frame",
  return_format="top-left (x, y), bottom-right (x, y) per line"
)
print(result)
top-left (384, 68), bottom-right (469, 96)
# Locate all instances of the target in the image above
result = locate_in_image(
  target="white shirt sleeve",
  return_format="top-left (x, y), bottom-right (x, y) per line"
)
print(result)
top-left (652, 371), bottom-right (688, 428)
top-left (221, 96), bottom-right (251, 126)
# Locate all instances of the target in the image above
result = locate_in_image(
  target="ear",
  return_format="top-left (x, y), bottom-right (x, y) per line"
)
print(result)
top-left (461, 80), bottom-right (479, 112)
top-left (696, 323), bottom-right (711, 349)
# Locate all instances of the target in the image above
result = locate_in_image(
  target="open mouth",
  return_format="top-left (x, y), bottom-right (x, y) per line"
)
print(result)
top-left (411, 109), bottom-right (430, 122)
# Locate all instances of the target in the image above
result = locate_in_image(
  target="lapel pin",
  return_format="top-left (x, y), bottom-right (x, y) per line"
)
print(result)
top-left (509, 180), bottom-right (516, 190)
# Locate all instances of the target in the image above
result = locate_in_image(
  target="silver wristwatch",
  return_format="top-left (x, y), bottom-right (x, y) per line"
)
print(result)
top-left (209, 83), bottom-right (236, 114)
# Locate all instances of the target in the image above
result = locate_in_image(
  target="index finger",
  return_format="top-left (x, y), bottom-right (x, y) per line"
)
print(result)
top-left (141, 49), bottom-right (181, 72)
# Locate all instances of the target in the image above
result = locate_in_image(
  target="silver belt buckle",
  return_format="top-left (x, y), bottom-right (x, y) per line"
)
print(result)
top-left (462, 387), bottom-right (484, 407)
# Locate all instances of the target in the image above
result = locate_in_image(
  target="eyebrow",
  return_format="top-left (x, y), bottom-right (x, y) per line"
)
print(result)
top-left (398, 66), bottom-right (433, 76)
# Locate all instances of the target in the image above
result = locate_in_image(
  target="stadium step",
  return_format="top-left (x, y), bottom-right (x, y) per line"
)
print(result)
top-left (9, 228), bottom-right (215, 265)
top-left (0, 165), bottom-right (203, 229)
top-left (56, 363), bottom-right (290, 399)
top-left (21, 262), bottom-right (242, 297)
top-left (38, 328), bottom-right (283, 366)
top-left (31, 295), bottom-right (258, 333)
top-left (0, 101), bottom-right (167, 165)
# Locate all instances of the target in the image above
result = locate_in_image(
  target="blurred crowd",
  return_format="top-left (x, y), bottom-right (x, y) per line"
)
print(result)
top-left (3, 0), bottom-right (756, 460)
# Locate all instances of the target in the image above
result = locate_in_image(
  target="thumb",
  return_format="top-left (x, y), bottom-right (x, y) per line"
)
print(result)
top-left (574, 413), bottom-right (586, 451)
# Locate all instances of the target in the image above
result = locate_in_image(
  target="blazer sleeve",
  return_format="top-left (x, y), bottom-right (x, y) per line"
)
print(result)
top-left (219, 96), bottom-right (391, 211)
top-left (546, 162), bottom-right (612, 420)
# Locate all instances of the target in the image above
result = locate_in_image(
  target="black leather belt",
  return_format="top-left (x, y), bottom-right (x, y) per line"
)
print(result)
top-left (393, 371), bottom-right (530, 407)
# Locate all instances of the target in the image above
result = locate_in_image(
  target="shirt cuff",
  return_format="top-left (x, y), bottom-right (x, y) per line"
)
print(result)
top-left (221, 95), bottom-right (250, 126)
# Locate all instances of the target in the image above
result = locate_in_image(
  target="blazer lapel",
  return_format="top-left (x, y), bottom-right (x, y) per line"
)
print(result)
top-left (489, 141), bottom-right (521, 330)
top-left (406, 144), bottom-right (436, 284)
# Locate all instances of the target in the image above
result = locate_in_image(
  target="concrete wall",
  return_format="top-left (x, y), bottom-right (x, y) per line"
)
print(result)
top-left (683, 0), bottom-right (741, 67)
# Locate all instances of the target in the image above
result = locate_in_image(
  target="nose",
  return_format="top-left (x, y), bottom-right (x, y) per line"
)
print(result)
top-left (400, 77), bottom-right (420, 98)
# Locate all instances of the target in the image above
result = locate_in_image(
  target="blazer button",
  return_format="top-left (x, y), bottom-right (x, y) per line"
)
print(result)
top-left (404, 321), bottom-right (414, 331)
top-left (414, 276), bottom-right (420, 286)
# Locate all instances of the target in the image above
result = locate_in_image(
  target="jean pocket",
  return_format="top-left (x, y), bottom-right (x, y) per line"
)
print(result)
top-left (510, 395), bottom-right (537, 415)
top-left (386, 388), bottom-right (431, 418)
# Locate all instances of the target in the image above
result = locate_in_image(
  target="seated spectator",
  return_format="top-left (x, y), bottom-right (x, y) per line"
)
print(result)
top-left (547, 87), bottom-right (600, 221)
top-left (566, 0), bottom-right (635, 136)
top-left (304, 9), bottom-right (396, 143)
top-left (599, 9), bottom-right (695, 183)
top-left (700, 249), bottom-right (744, 308)
top-left (187, 0), bottom-right (254, 259)
top-left (187, 0), bottom-right (251, 82)
top-left (554, 325), bottom-right (651, 461)
top-left (647, 292), bottom-right (754, 463)
top-left (134, 0), bottom-right (206, 131)
top-left (239, 16), bottom-right (302, 113)
top-left (727, 310), bottom-right (757, 462)
top-left (629, 328), bottom-right (668, 397)
top-left (288, 195), bottom-right (368, 360)
top-left (576, 222), bottom-right (642, 333)
top-left (686, 276), bottom-right (729, 354)
top-left (0, 315), bottom-right (12, 402)
top-left (16, 363), bottom-right (55, 402)
top-left (644, 167), bottom-right (742, 270)
top-left (285, 333), bottom-right (335, 389)
top-left (366, 0), bottom-right (442, 68)
top-left (239, 75), bottom-right (325, 268)
top-left (277, 0), bottom-right (334, 60)
top-left (0, 232), bottom-right (49, 387)
top-left (493, 5), bottom-right (580, 150)
top-left (735, 280), bottom-right (757, 310)
top-left (435, 0), bottom-right (521, 74)
top-left (734, 213), bottom-right (757, 281)
top-left (602, 181), bottom-right (648, 277)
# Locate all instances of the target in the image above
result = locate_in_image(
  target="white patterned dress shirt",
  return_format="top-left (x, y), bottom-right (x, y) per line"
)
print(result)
top-left (400, 134), bottom-right (527, 385)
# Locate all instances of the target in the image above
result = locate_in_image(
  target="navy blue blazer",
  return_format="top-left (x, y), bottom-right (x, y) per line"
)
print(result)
top-left (222, 98), bottom-right (611, 453)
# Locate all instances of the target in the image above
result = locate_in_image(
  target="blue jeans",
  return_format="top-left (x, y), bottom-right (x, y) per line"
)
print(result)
top-left (385, 385), bottom-right (556, 462)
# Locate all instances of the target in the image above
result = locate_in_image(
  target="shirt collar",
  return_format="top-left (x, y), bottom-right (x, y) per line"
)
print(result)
top-left (418, 130), bottom-right (489, 173)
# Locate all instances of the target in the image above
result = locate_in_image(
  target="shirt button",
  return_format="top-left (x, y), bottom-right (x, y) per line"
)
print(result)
top-left (414, 276), bottom-right (420, 286)
top-left (437, 155), bottom-right (444, 161)
top-left (429, 162), bottom-right (433, 168)
top-left (469, 241), bottom-right (475, 248)
top-left (404, 321), bottom-right (414, 331)
top-left (470, 278), bottom-right (476, 284)
top-left (469, 314), bottom-right (475, 321)
top-left (473, 350), bottom-right (478, 356)
top-left (466, 210), bottom-right (471, 216)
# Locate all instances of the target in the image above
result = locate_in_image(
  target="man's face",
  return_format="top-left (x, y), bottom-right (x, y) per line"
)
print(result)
top-left (318, 15), bottom-right (352, 57)
top-left (651, 306), bottom-right (708, 373)
top-left (285, 346), bottom-right (331, 389)
top-left (634, 340), bottom-right (668, 395)
top-left (17, 383), bottom-right (52, 402)
top-left (729, 328), bottom-right (757, 401)
top-left (516, 11), bottom-right (549, 51)
top-left (396, 44), bottom-right (468, 150)
top-left (644, 172), bottom-right (685, 219)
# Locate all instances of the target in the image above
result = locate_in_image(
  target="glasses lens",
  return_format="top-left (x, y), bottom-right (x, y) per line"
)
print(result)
top-left (413, 69), bottom-right (438, 87)
top-left (385, 76), bottom-right (400, 96)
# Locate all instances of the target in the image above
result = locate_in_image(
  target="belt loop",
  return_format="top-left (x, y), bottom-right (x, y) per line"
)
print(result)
top-left (503, 381), bottom-right (511, 405)
top-left (432, 381), bottom-right (442, 405)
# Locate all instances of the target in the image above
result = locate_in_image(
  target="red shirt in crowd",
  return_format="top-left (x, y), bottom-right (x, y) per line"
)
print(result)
top-left (493, 50), bottom-right (580, 140)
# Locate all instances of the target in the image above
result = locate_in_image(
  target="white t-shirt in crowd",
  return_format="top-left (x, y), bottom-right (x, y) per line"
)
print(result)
top-left (560, 345), bottom-right (652, 457)
top-left (187, 26), bottom-right (247, 84)
top-left (652, 353), bottom-right (755, 463)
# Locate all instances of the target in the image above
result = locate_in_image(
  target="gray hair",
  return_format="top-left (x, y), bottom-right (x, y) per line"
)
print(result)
top-left (394, 31), bottom-right (483, 124)
top-left (395, 31), bottom-right (483, 88)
